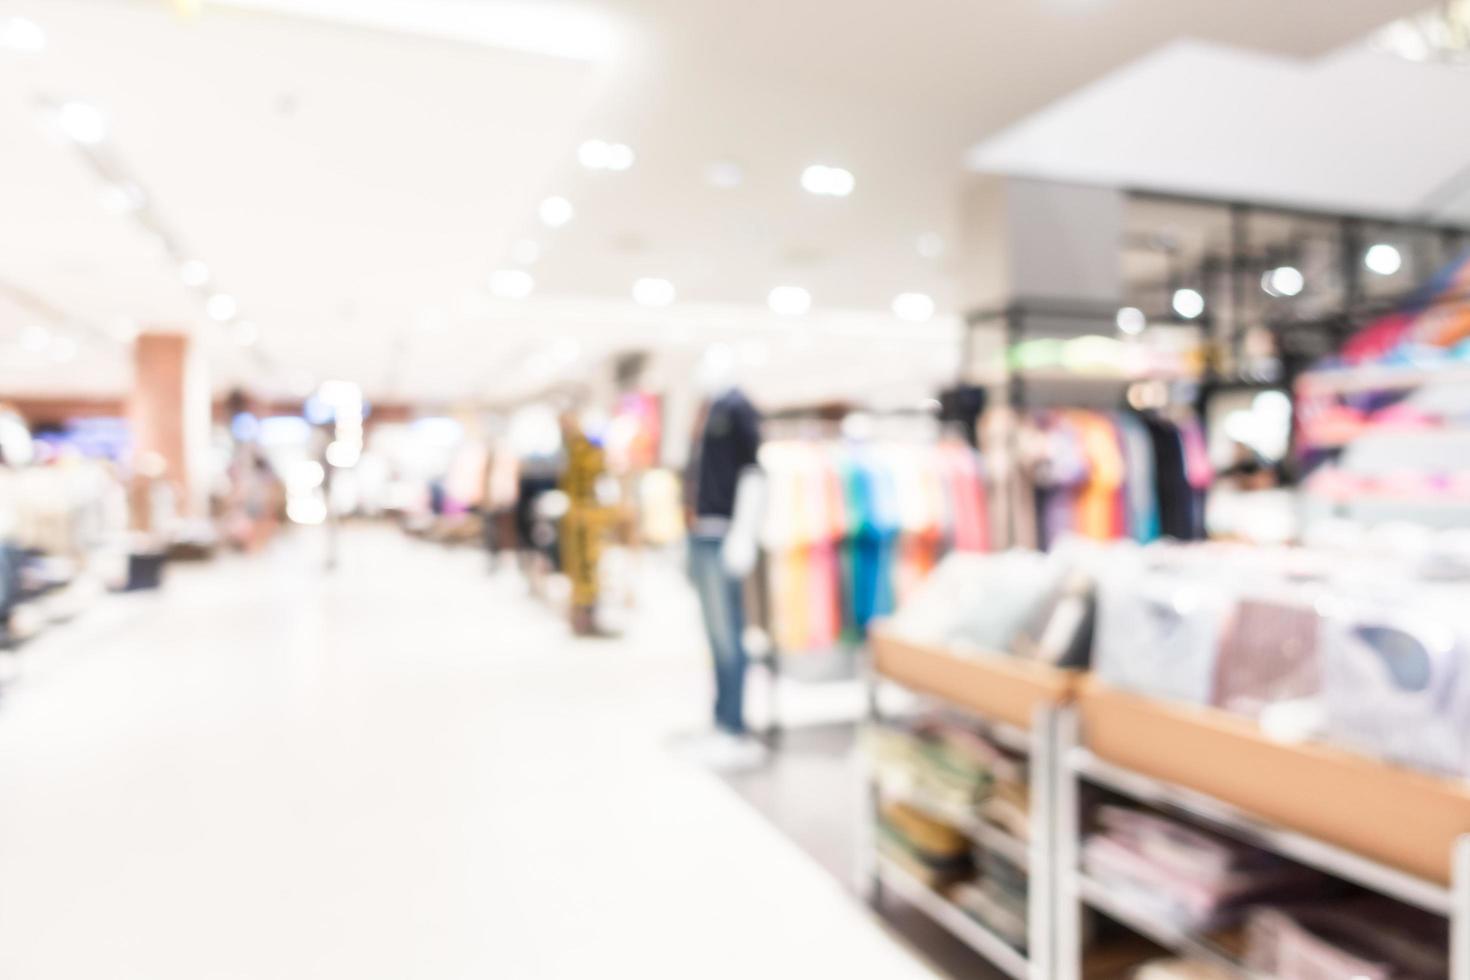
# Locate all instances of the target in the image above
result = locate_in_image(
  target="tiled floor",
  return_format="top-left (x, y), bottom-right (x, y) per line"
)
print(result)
top-left (718, 722), bottom-right (1007, 980)
top-left (0, 525), bottom-right (939, 979)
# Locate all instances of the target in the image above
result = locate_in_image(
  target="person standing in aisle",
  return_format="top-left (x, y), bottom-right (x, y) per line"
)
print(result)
top-left (560, 414), bottom-right (611, 637)
top-left (685, 349), bottom-right (766, 770)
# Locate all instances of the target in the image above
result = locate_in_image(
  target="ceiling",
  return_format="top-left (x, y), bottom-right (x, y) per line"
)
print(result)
top-left (968, 38), bottom-right (1470, 223)
top-left (0, 0), bottom-right (1429, 406)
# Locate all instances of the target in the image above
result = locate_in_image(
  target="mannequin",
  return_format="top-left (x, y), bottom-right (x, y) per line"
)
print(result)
top-left (685, 347), bottom-right (767, 770)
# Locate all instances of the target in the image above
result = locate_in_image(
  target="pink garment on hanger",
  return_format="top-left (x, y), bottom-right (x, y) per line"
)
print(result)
top-left (944, 443), bottom-right (989, 552)
top-left (1178, 418), bottom-right (1214, 491)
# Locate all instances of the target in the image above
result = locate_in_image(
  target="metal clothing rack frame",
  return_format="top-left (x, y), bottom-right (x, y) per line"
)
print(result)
top-left (860, 673), bottom-right (1061, 980)
top-left (963, 296), bottom-right (1209, 548)
top-left (1049, 706), bottom-right (1470, 980)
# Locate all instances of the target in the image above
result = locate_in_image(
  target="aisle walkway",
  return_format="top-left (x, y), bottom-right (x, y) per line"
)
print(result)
top-left (0, 526), bottom-right (936, 979)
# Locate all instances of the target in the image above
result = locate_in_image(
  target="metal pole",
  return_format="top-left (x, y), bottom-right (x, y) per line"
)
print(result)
top-left (859, 669), bottom-right (884, 905)
top-left (1342, 217), bottom-right (1363, 317)
top-left (1028, 704), bottom-right (1057, 980)
top-left (1052, 706), bottom-right (1084, 980)
top-left (1453, 835), bottom-right (1470, 979)
top-left (1229, 203), bottom-right (1249, 369)
top-left (324, 465), bottom-right (339, 572)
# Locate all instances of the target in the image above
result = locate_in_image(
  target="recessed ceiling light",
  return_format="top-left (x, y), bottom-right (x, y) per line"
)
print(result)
top-left (768, 285), bottom-right (811, 316)
top-left (98, 183), bottom-right (145, 214)
top-left (56, 101), bottom-right (106, 145)
top-left (632, 277), bottom-right (675, 307)
top-left (705, 161), bottom-right (743, 189)
top-left (916, 233), bottom-right (945, 260)
top-left (1262, 266), bottom-right (1304, 298)
top-left (801, 164), bottom-right (854, 197)
top-left (179, 259), bottom-right (211, 287)
top-left (0, 16), bottom-right (46, 52)
top-left (510, 239), bottom-right (541, 265)
top-left (577, 139), bottom-right (611, 169)
top-left (1172, 287), bottom-right (1204, 320)
top-left (604, 142), bottom-right (635, 171)
top-left (539, 195), bottom-right (574, 228)
top-left (892, 292), bottom-right (935, 323)
top-left (1115, 306), bottom-right (1146, 335)
top-left (232, 320), bottom-right (259, 347)
top-left (578, 139), bottom-right (634, 172)
top-left (206, 293), bottom-right (238, 322)
top-left (490, 268), bottom-right (535, 299)
top-left (1365, 243), bottom-right (1403, 276)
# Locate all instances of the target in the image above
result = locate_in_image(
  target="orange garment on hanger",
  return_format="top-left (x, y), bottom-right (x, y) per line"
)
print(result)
top-left (1067, 412), bottom-right (1125, 540)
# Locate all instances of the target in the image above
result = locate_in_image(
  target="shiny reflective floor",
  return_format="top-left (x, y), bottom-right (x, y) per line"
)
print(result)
top-left (0, 525), bottom-right (935, 979)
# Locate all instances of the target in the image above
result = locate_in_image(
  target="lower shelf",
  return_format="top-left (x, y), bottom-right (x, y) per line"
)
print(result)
top-left (1073, 873), bottom-right (1261, 979)
top-left (875, 855), bottom-right (1030, 980)
top-left (876, 781), bottom-right (1032, 871)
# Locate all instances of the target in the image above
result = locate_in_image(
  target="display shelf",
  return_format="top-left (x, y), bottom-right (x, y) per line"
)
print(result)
top-left (1054, 700), bottom-right (1470, 980)
top-left (874, 779), bottom-right (1032, 871)
top-left (984, 719), bottom-right (1034, 756)
top-left (865, 628), bottom-right (1068, 979)
top-left (870, 626), bottom-right (1079, 732)
top-left (873, 778), bottom-right (984, 835)
top-left (1069, 747), bottom-right (1450, 916)
top-left (875, 855), bottom-right (1030, 980)
top-left (1073, 873), bottom-right (1261, 979)
top-left (1077, 680), bottom-right (1470, 889)
top-left (972, 818), bottom-right (1031, 872)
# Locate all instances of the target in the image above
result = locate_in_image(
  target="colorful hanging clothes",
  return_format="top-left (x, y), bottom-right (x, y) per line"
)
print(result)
top-left (1013, 408), bottom-right (1207, 548)
top-left (758, 438), bottom-right (991, 653)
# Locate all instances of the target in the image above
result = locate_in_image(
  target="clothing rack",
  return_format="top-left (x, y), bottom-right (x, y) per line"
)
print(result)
top-left (748, 404), bottom-right (970, 745)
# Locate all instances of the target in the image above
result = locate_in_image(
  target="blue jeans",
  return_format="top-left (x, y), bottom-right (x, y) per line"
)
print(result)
top-left (688, 533), bottom-right (747, 735)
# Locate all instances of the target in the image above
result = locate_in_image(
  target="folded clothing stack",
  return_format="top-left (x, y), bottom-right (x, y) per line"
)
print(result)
top-left (866, 717), bottom-right (1006, 820)
top-left (883, 542), bottom-right (1103, 666)
top-left (876, 800), bottom-right (972, 889)
top-left (951, 876), bottom-right (1027, 950)
top-left (1245, 900), bottom-right (1448, 979)
top-left (1088, 538), bottom-right (1470, 779)
top-left (1321, 589), bottom-right (1470, 778)
top-left (867, 716), bottom-right (1035, 947)
top-left (979, 749), bottom-right (1030, 841)
top-left (953, 845), bottom-right (1029, 950)
top-left (1082, 806), bottom-right (1330, 932)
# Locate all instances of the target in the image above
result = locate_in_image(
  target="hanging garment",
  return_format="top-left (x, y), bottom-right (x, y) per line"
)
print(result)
top-left (1034, 414), bottom-right (1090, 549)
top-left (1115, 413), bottom-right (1161, 543)
top-left (1068, 411), bottom-right (1126, 540)
top-left (1142, 414), bottom-right (1195, 540)
top-left (981, 408), bottom-right (1039, 550)
top-left (1177, 416), bottom-right (1214, 539)
top-left (941, 441), bottom-right (989, 553)
top-left (757, 437), bottom-right (997, 651)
